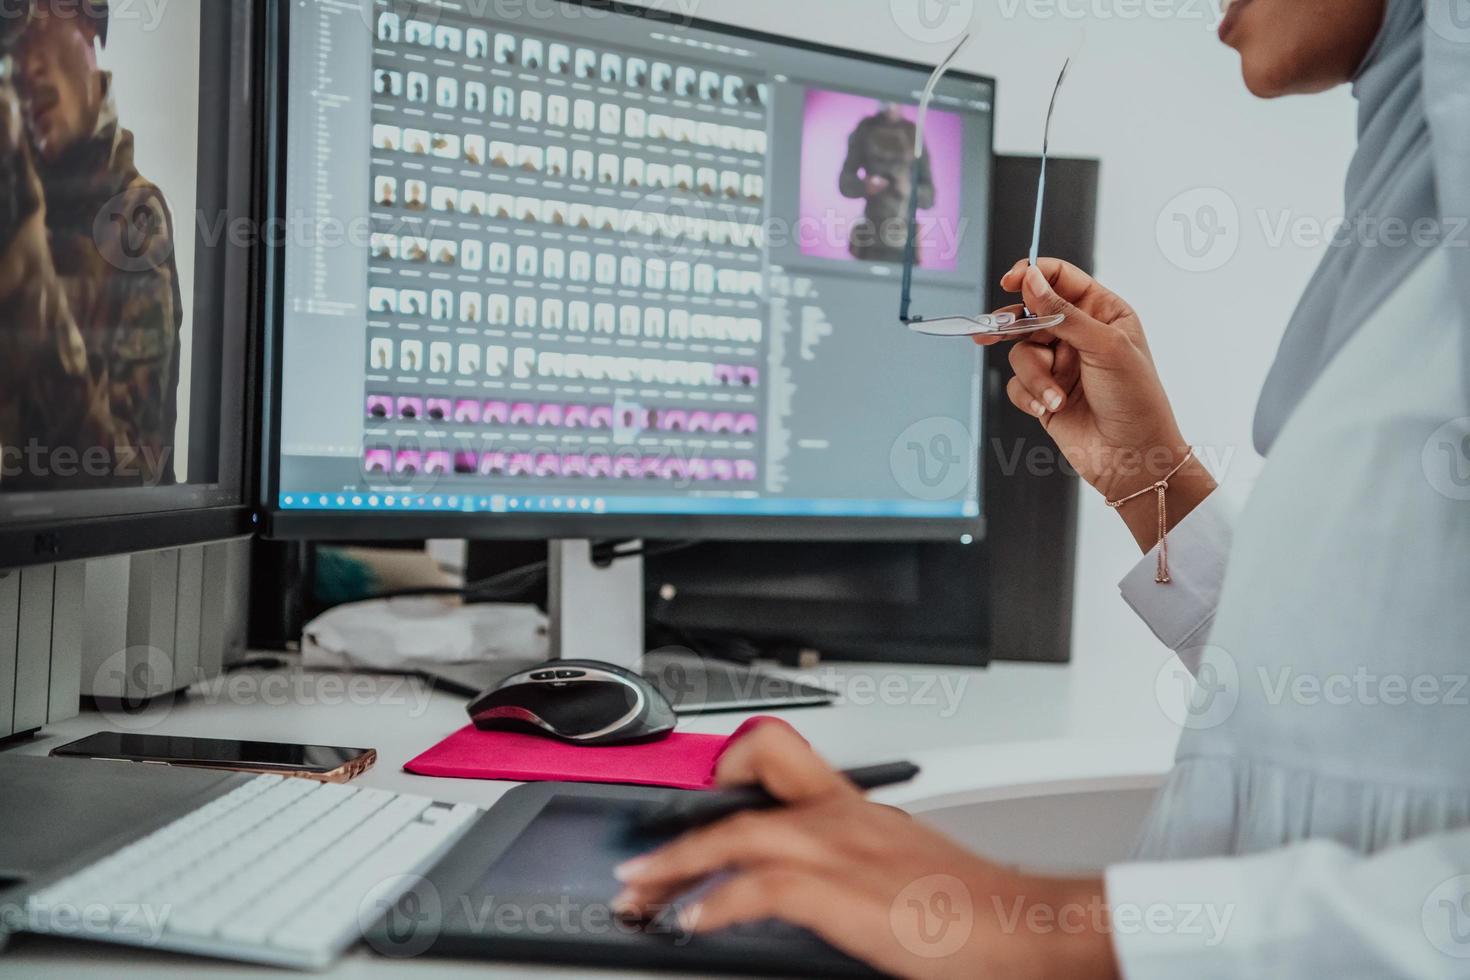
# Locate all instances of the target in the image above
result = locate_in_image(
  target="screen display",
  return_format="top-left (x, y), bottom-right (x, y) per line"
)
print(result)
top-left (480, 797), bottom-right (663, 905)
top-left (473, 794), bottom-right (835, 956)
top-left (53, 731), bottom-right (373, 773)
top-left (0, 2), bottom-right (252, 524)
top-left (275, 0), bottom-right (991, 525)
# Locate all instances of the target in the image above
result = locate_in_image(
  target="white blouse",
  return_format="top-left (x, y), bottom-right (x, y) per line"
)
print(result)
top-left (1103, 247), bottom-right (1470, 978)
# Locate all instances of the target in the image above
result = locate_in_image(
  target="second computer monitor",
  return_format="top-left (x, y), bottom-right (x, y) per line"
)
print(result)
top-left (268, 0), bottom-right (995, 540)
top-left (0, 0), bottom-right (259, 567)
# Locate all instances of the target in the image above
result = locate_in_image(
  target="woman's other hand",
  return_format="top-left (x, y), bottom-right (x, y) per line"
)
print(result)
top-left (979, 258), bottom-right (1217, 550)
top-left (612, 722), bottom-right (1119, 980)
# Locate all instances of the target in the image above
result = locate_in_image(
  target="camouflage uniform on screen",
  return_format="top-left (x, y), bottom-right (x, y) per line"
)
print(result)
top-left (0, 73), bottom-right (182, 490)
top-left (838, 109), bottom-right (935, 264)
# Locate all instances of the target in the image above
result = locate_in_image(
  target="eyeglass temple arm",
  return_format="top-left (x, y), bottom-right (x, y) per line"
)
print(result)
top-left (900, 33), bottom-right (970, 324)
top-left (1024, 58), bottom-right (1071, 317)
top-left (898, 158), bottom-right (924, 323)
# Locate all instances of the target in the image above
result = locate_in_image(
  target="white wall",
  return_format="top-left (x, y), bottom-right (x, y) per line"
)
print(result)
top-left (629, 0), bottom-right (1359, 720)
top-left (99, 1), bottom-right (202, 480)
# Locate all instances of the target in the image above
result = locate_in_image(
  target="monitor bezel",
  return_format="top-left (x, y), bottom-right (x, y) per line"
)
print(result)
top-left (260, 0), bottom-right (996, 543)
top-left (0, 0), bottom-right (265, 571)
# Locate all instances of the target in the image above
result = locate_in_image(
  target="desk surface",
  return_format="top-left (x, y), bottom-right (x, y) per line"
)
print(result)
top-left (2, 656), bottom-right (1181, 977)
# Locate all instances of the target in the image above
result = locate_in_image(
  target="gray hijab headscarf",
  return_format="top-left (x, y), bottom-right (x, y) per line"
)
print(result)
top-left (1253, 0), bottom-right (1470, 453)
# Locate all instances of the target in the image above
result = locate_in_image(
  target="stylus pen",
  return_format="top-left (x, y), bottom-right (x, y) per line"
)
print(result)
top-left (636, 761), bottom-right (920, 835)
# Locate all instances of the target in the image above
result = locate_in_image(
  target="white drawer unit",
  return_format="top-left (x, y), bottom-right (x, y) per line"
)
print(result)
top-left (0, 562), bottom-right (85, 741)
top-left (80, 540), bottom-right (251, 702)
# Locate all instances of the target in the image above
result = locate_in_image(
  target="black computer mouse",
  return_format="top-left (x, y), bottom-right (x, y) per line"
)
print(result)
top-left (467, 660), bottom-right (676, 746)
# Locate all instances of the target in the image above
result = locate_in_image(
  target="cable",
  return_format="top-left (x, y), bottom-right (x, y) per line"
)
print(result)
top-left (643, 546), bottom-right (767, 667)
top-left (600, 539), bottom-right (698, 563)
top-left (361, 539), bottom-right (701, 604)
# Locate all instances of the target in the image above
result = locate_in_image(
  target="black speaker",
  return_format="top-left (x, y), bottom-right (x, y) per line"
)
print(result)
top-left (982, 155), bottom-right (1098, 663)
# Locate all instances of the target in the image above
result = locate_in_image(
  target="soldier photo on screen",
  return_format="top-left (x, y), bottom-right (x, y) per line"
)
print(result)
top-left (837, 103), bottom-right (935, 265)
top-left (0, 0), bottom-right (183, 491)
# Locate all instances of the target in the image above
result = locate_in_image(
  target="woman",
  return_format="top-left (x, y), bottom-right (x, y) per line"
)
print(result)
top-left (611, 1), bottom-right (1470, 976)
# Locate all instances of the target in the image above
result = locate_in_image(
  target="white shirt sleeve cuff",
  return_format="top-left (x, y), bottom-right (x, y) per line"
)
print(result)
top-left (1106, 831), bottom-right (1470, 980)
top-left (1104, 855), bottom-right (1259, 980)
top-left (1117, 493), bottom-right (1234, 656)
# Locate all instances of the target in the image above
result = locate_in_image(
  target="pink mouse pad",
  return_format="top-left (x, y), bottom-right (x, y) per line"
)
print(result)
top-left (403, 716), bottom-right (790, 790)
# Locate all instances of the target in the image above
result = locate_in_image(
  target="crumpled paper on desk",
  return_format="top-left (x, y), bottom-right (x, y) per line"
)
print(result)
top-left (301, 598), bottom-right (549, 672)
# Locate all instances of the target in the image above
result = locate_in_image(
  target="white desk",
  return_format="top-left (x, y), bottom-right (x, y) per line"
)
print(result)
top-left (1, 656), bottom-right (1182, 977)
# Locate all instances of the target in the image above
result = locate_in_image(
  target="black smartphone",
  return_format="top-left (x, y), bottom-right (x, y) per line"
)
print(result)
top-left (50, 732), bottom-right (377, 783)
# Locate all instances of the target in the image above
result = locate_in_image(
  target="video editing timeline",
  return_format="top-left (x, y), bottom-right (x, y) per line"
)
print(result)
top-left (276, 0), bottom-right (991, 521)
top-left (361, 6), bottom-right (773, 504)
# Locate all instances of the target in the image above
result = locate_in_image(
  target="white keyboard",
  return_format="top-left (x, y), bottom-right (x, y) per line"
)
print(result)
top-left (21, 774), bottom-right (481, 969)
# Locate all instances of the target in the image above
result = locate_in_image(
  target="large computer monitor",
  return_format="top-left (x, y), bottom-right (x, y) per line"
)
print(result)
top-left (0, 0), bottom-right (261, 570)
top-left (263, 0), bottom-right (996, 543)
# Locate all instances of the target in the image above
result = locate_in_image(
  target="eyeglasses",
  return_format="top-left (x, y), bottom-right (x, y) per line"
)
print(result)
top-left (900, 35), bottom-right (1073, 338)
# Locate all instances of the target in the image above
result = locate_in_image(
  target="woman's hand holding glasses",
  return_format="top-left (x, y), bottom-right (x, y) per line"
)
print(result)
top-left (979, 257), bottom-right (1218, 551)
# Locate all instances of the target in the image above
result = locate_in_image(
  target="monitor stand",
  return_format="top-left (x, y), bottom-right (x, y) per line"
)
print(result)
top-left (546, 540), bottom-right (644, 671)
top-left (520, 539), bottom-right (836, 713)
